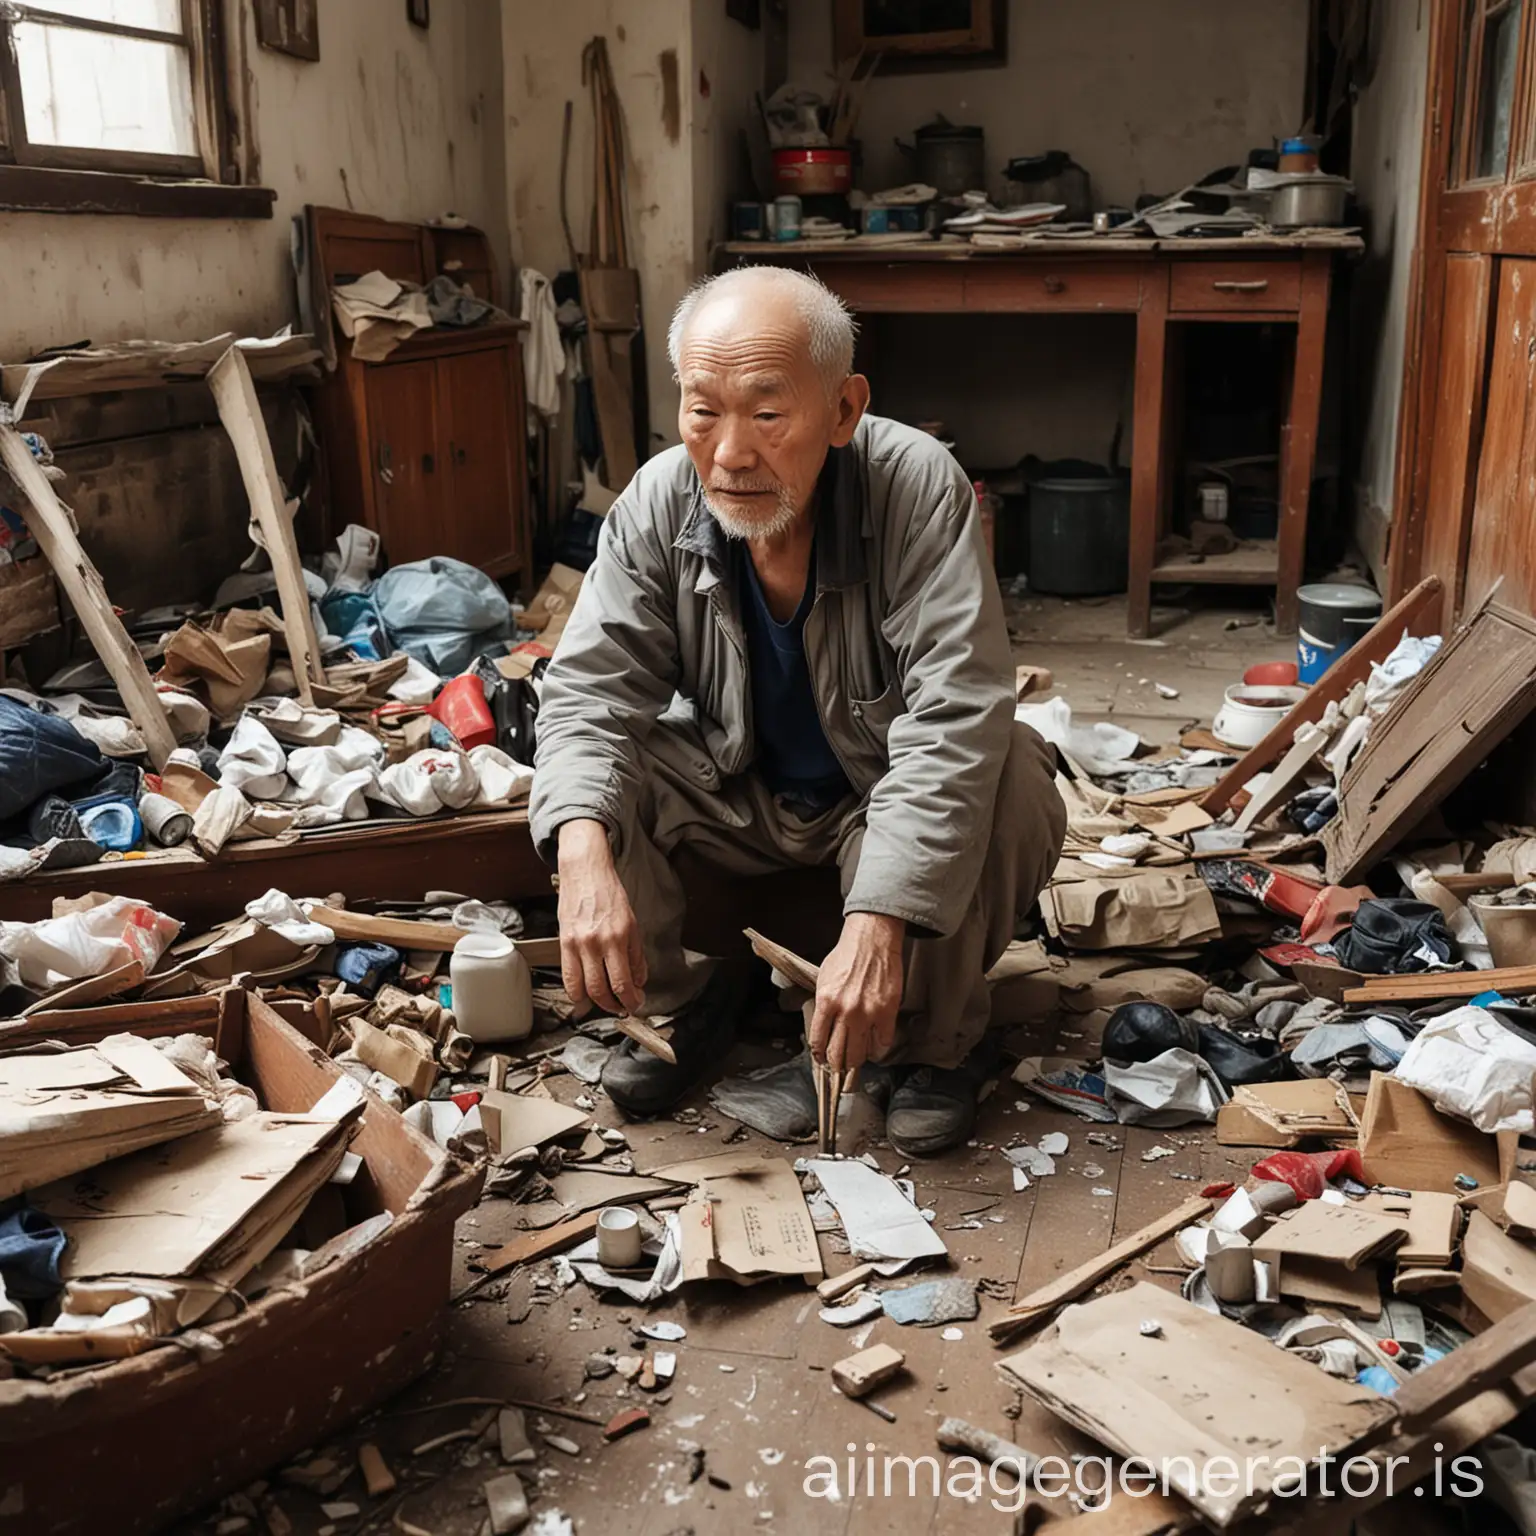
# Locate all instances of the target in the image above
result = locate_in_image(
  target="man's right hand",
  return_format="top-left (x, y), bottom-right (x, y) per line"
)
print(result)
top-left (556, 818), bottom-right (647, 1017)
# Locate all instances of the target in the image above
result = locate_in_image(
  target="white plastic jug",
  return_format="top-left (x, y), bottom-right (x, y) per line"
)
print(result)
top-left (450, 932), bottom-right (533, 1042)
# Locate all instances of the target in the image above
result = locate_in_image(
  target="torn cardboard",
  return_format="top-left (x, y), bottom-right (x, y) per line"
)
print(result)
top-left (1216, 1079), bottom-right (1358, 1149)
top-left (1359, 1073), bottom-right (1511, 1194)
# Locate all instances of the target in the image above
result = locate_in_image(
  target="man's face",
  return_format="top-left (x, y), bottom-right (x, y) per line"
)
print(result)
top-left (676, 288), bottom-right (867, 541)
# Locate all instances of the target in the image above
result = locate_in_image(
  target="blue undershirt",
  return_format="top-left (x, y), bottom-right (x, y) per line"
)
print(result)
top-left (736, 542), bottom-right (851, 811)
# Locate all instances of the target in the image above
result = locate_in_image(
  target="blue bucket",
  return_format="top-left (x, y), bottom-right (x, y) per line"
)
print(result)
top-left (1296, 583), bottom-right (1381, 684)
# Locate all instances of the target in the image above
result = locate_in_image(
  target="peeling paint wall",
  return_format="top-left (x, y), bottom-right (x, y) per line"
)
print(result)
top-left (1349, 0), bottom-right (1430, 587)
top-left (504, 2), bottom-right (762, 452)
top-left (0, 0), bottom-right (507, 359)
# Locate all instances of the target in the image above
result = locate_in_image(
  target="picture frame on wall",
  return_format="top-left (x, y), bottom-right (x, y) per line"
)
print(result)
top-left (254, 0), bottom-right (320, 61)
top-left (833, 0), bottom-right (1006, 66)
top-left (407, 0), bottom-right (430, 27)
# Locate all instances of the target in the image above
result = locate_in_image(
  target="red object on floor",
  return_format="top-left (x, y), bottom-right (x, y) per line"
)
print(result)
top-left (451, 1091), bottom-right (482, 1113)
top-left (1301, 884), bottom-right (1376, 945)
top-left (431, 674), bottom-right (497, 751)
top-left (1260, 942), bottom-right (1339, 970)
top-left (1251, 1148), bottom-right (1365, 1200)
top-left (1380, 1339), bottom-right (1401, 1357)
top-left (1202, 1181), bottom-right (1236, 1199)
top-left (1244, 660), bottom-right (1300, 687)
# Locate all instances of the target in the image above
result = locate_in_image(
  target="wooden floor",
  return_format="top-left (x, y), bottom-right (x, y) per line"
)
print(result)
top-left (223, 1018), bottom-right (1253, 1536)
top-left (172, 593), bottom-right (1299, 1535)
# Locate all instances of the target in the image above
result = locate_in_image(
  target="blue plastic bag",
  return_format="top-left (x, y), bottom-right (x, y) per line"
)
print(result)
top-left (374, 557), bottom-right (512, 674)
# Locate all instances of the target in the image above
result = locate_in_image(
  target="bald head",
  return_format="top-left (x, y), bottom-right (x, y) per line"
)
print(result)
top-left (668, 267), bottom-right (857, 396)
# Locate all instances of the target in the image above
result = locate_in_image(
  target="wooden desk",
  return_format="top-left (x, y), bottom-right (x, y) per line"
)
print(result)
top-left (718, 234), bottom-right (1361, 635)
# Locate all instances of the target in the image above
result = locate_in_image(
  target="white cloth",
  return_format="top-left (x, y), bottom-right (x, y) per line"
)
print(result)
top-left (374, 748), bottom-right (481, 816)
top-left (217, 715), bottom-right (288, 800)
top-left (468, 745), bottom-right (535, 807)
top-left (519, 267), bottom-right (563, 418)
top-left (1394, 1005), bottom-right (1536, 1134)
top-left (1016, 696), bottom-right (1142, 777)
top-left (192, 784), bottom-right (252, 855)
top-left (386, 653), bottom-right (442, 705)
top-left (245, 889), bottom-right (337, 947)
top-left (279, 727), bottom-right (384, 827)
top-left (1103, 1048), bottom-right (1229, 1127)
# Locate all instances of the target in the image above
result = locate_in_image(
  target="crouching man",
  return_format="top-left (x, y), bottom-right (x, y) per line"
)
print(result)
top-left (530, 265), bottom-right (1065, 1156)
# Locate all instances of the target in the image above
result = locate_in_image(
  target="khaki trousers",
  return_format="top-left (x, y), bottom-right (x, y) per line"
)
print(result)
top-left (610, 721), bottom-right (1065, 1070)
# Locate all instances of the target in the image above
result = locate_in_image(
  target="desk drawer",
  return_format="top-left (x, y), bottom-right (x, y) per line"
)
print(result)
top-left (1170, 260), bottom-right (1301, 312)
top-left (962, 262), bottom-right (1144, 311)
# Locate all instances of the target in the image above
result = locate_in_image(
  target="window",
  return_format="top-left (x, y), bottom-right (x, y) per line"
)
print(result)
top-left (0, 0), bottom-right (226, 178)
top-left (1452, 0), bottom-right (1530, 184)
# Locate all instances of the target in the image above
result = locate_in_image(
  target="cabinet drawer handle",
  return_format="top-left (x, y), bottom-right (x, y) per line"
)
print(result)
top-left (1212, 279), bottom-right (1269, 293)
top-left (1042, 275), bottom-right (1066, 294)
top-left (377, 444), bottom-right (393, 485)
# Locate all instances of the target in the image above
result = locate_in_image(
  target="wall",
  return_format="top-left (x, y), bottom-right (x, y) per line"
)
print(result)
top-left (0, 0), bottom-right (507, 358)
top-left (505, 2), bottom-right (762, 455)
top-left (782, 0), bottom-right (1309, 469)
top-left (1348, 0), bottom-right (1430, 587)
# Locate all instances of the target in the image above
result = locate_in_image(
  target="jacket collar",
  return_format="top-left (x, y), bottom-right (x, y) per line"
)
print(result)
top-left (674, 439), bottom-right (869, 593)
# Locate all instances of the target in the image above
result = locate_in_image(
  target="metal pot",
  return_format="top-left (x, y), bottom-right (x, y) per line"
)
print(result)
top-left (1270, 177), bottom-right (1349, 229)
top-left (896, 117), bottom-right (984, 198)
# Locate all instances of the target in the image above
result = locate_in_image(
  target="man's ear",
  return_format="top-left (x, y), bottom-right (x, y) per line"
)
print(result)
top-left (828, 373), bottom-right (871, 447)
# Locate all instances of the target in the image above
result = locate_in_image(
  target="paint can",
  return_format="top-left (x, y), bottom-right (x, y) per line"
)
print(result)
top-left (1296, 583), bottom-right (1383, 684)
top-left (773, 194), bottom-right (802, 241)
top-left (596, 1207), bottom-right (643, 1269)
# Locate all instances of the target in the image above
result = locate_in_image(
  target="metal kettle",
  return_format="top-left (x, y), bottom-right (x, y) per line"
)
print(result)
top-left (895, 116), bottom-right (985, 198)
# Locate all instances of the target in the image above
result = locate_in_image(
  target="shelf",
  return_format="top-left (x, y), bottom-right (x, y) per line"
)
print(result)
top-left (1151, 539), bottom-right (1279, 586)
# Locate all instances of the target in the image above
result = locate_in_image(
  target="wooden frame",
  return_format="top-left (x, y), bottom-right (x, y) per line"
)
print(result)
top-left (254, 0), bottom-right (320, 61)
top-left (832, 0), bottom-right (1005, 65)
top-left (0, 1), bottom-right (223, 178)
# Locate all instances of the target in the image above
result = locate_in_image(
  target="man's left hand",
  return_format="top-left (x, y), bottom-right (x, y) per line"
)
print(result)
top-left (808, 912), bottom-right (906, 1074)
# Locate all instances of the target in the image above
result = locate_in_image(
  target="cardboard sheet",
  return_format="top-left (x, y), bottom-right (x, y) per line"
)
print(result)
top-left (651, 1152), bottom-right (821, 1285)
top-left (36, 1113), bottom-right (349, 1280)
top-left (1252, 1200), bottom-right (1408, 1269)
top-left (1217, 1079), bottom-right (1357, 1148)
top-left (1000, 1282), bottom-right (1395, 1527)
top-left (477, 1090), bottom-right (591, 1155)
top-left (1461, 1210), bottom-right (1536, 1324)
top-left (1358, 1190), bottom-right (1460, 1267)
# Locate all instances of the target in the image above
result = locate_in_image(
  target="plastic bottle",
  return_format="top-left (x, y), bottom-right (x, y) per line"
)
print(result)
top-left (450, 932), bottom-right (533, 1042)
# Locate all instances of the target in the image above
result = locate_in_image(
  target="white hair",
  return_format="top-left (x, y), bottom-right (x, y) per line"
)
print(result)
top-left (667, 266), bottom-right (858, 392)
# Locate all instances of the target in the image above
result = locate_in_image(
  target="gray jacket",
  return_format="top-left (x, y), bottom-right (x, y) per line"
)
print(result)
top-left (529, 413), bottom-right (1016, 938)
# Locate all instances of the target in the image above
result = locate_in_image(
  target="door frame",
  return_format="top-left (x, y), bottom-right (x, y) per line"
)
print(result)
top-left (1390, 0), bottom-right (1536, 619)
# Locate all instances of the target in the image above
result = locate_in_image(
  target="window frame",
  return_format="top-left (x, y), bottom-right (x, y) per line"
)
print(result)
top-left (0, 0), bottom-right (230, 181)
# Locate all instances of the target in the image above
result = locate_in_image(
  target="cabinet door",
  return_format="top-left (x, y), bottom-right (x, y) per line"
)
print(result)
top-left (364, 358), bottom-right (442, 567)
top-left (439, 346), bottom-right (521, 576)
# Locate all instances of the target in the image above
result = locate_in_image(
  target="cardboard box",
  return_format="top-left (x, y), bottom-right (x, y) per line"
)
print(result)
top-left (1358, 1074), bottom-right (1511, 1194)
top-left (0, 992), bottom-right (481, 1536)
top-left (1217, 1079), bottom-right (1357, 1149)
top-left (1461, 1210), bottom-right (1536, 1324)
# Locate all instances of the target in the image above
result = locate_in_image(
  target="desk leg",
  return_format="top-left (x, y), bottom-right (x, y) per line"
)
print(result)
top-left (1128, 275), bottom-right (1171, 637)
top-left (1277, 254), bottom-right (1332, 634)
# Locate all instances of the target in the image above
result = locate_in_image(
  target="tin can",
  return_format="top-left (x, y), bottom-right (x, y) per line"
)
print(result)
top-left (773, 194), bottom-right (802, 241)
top-left (1092, 210), bottom-right (1111, 234)
top-left (732, 201), bottom-right (765, 241)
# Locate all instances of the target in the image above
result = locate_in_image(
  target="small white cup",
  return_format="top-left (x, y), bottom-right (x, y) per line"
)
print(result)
top-left (596, 1207), bottom-right (643, 1269)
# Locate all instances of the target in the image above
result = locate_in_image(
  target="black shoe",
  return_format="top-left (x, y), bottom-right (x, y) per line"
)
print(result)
top-left (709, 1050), bottom-right (819, 1141)
top-left (600, 968), bottom-right (746, 1118)
top-left (885, 1036), bottom-right (1003, 1158)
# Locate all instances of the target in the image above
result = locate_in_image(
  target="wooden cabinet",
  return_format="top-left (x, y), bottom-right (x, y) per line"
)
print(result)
top-left (305, 206), bottom-right (530, 582)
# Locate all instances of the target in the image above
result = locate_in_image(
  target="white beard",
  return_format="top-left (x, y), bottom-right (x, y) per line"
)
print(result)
top-left (703, 485), bottom-right (801, 541)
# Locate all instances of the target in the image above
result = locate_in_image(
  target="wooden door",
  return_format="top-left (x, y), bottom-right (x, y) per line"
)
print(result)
top-left (1465, 257), bottom-right (1536, 606)
top-left (439, 345), bottom-right (521, 578)
top-left (364, 358), bottom-right (442, 568)
top-left (1395, 0), bottom-right (1536, 620)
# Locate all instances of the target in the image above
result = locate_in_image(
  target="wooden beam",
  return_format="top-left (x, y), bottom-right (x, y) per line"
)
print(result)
top-left (1198, 575), bottom-right (1444, 815)
top-left (471, 1211), bottom-right (601, 1276)
top-left (1343, 964), bottom-right (1536, 1004)
top-left (1394, 1299), bottom-right (1536, 1432)
top-left (206, 345), bottom-right (324, 703)
top-left (989, 1195), bottom-right (1212, 1342)
top-left (306, 906), bottom-right (464, 951)
top-left (0, 420), bottom-right (176, 769)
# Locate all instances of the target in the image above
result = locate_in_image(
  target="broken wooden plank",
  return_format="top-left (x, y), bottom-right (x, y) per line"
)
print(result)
top-left (206, 345), bottom-right (324, 704)
top-left (744, 928), bottom-right (820, 992)
top-left (1393, 1298), bottom-right (1536, 1432)
top-left (1343, 964), bottom-right (1536, 1004)
top-left (990, 1195), bottom-right (1213, 1341)
top-left (0, 420), bottom-right (176, 769)
top-left (306, 906), bottom-right (464, 951)
top-left (613, 1017), bottom-right (675, 1064)
top-left (1198, 576), bottom-right (1442, 816)
top-left (472, 1212), bottom-right (601, 1276)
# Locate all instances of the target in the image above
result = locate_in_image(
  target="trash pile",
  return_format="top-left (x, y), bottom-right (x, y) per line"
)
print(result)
top-left (0, 534), bottom-right (585, 882)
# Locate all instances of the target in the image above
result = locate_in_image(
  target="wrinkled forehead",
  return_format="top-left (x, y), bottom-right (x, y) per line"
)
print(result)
top-left (676, 288), bottom-right (819, 390)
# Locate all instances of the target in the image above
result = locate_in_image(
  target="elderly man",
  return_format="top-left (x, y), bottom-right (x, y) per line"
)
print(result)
top-left (530, 265), bottom-right (1064, 1156)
